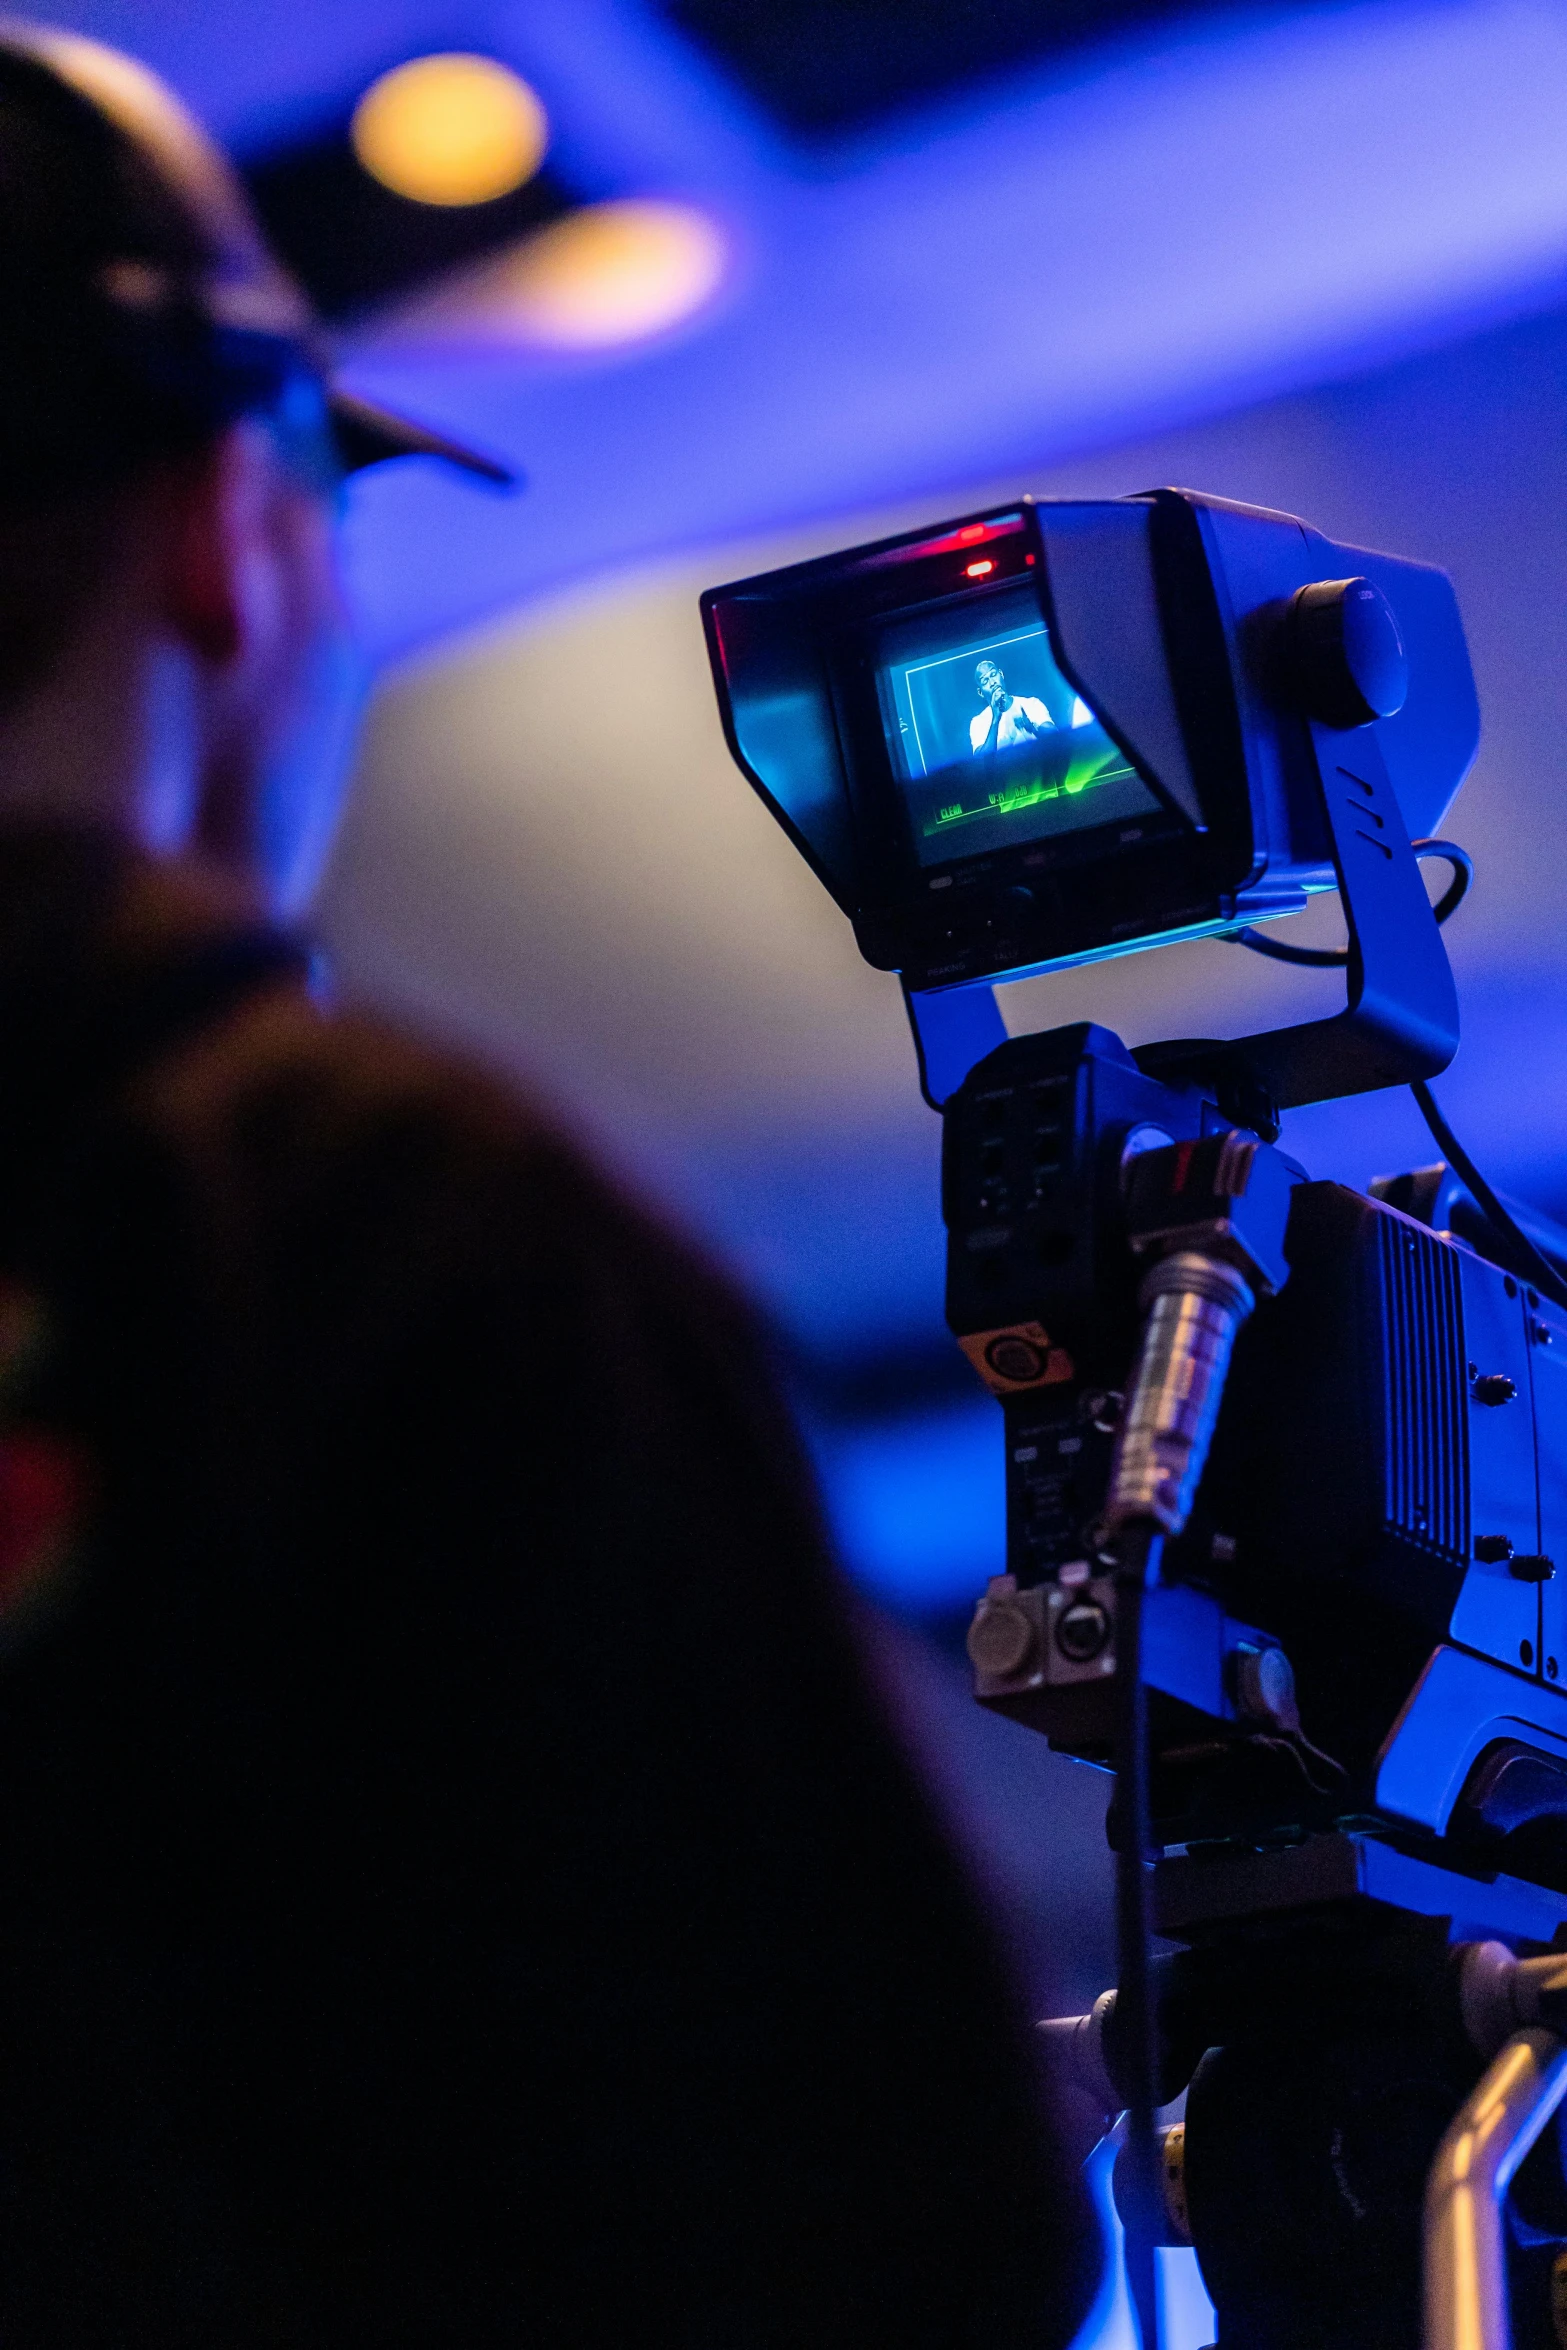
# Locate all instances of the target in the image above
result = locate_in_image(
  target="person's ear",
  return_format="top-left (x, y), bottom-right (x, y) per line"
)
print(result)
top-left (156, 424), bottom-right (275, 670)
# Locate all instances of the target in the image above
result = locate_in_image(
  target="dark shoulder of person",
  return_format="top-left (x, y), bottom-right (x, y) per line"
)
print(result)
top-left (0, 847), bottom-right (1100, 2350)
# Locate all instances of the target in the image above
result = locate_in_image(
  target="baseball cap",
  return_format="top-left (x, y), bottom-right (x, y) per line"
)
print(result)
top-left (0, 21), bottom-right (517, 493)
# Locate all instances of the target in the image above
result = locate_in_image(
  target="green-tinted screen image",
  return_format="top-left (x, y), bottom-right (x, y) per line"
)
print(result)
top-left (876, 588), bottom-right (1162, 866)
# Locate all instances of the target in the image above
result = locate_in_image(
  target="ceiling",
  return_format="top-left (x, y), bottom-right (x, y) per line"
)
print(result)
top-left (24, 0), bottom-right (1567, 662)
top-left (656, 0), bottom-right (1300, 137)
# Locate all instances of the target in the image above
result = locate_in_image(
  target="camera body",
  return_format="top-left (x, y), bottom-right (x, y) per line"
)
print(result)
top-left (949, 1019), bottom-right (1567, 1879)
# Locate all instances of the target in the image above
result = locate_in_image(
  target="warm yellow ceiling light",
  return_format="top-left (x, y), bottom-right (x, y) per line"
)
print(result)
top-left (482, 200), bottom-right (727, 348)
top-left (351, 54), bottom-right (548, 208)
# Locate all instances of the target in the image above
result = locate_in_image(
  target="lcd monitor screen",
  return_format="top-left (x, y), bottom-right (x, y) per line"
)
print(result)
top-left (875, 585), bottom-right (1164, 867)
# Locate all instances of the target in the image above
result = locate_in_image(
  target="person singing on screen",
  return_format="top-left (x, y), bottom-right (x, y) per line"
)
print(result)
top-left (969, 658), bottom-right (1054, 753)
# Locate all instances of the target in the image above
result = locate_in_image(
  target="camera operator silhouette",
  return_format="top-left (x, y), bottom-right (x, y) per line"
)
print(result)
top-left (0, 24), bottom-right (1098, 2348)
top-left (969, 657), bottom-right (1054, 753)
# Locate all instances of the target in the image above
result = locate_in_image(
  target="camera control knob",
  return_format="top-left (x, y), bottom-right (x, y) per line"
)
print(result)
top-left (1472, 1373), bottom-right (1519, 1406)
top-left (1474, 1534), bottom-right (1515, 1564)
top-left (1230, 1641), bottom-right (1298, 1729)
top-left (967, 1594), bottom-right (1037, 1679)
top-left (1289, 577), bottom-right (1409, 729)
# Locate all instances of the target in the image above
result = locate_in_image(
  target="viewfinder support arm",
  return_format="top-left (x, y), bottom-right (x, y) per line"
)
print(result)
top-left (1137, 722), bottom-right (1458, 1114)
top-left (1425, 2029), bottom-right (1567, 2350)
top-left (907, 721), bottom-right (1459, 1117)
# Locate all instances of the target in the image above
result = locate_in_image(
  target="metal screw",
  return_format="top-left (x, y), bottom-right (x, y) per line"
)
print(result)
top-left (1510, 1555), bottom-right (1557, 1583)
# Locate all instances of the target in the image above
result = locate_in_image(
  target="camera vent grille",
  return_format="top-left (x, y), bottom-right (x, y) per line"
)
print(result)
top-left (1378, 1219), bottom-right (1468, 1558)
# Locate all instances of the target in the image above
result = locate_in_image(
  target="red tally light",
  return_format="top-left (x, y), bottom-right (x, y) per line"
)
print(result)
top-left (965, 559), bottom-right (995, 578)
top-left (854, 510), bottom-right (1026, 572)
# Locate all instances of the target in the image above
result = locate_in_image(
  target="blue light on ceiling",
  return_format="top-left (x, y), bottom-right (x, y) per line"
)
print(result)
top-left (335, 0), bottom-right (1567, 661)
top-left (32, 0), bottom-right (1567, 662)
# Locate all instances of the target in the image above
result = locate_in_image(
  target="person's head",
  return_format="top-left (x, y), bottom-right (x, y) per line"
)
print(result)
top-left (0, 381), bottom-right (365, 920)
top-left (0, 28), bottom-right (503, 915)
top-left (975, 659), bottom-right (1005, 705)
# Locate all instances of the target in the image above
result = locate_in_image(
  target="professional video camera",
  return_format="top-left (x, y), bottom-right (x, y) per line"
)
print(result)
top-left (704, 491), bottom-right (1567, 2350)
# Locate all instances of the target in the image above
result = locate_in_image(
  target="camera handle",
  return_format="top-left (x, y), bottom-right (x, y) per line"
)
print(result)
top-left (904, 720), bottom-right (1459, 1117)
top-left (1426, 2026), bottom-right (1567, 2350)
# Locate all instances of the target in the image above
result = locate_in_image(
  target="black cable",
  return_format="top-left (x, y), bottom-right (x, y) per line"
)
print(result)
top-left (1410, 1079), bottom-right (1567, 1316)
top-left (1114, 1521), bottom-right (1165, 2350)
top-left (1227, 838), bottom-right (1472, 968)
top-left (1225, 828), bottom-right (1566, 1315)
